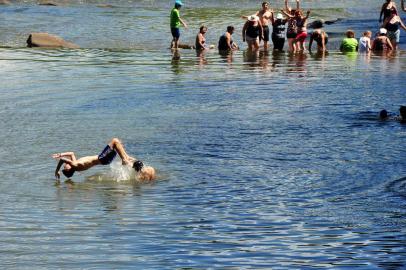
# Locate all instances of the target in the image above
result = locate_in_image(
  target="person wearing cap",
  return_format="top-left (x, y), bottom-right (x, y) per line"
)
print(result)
top-left (170, 0), bottom-right (188, 49)
top-left (52, 138), bottom-right (155, 181)
top-left (308, 20), bottom-right (328, 53)
top-left (242, 15), bottom-right (263, 50)
top-left (372, 28), bottom-right (393, 52)
top-left (382, 9), bottom-right (406, 50)
top-left (271, 12), bottom-right (288, 51)
top-left (340, 30), bottom-right (358, 52)
top-left (242, 2), bottom-right (272, 49)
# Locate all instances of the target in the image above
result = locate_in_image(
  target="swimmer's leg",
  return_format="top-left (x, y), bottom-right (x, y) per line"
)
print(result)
top-left (108, 138), bottom-right (133, 165)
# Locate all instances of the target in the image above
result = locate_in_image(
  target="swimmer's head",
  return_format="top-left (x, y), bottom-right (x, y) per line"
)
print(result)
top-left (379, 109), bottom-right (388, 119)
top-left (200, 25), bottom-right (208, 34)
top-left (400, 106), bottom-right (406, 119)
top-left (227, 26), bottom-right (235, 34)
top-left (262, 2), bottom-right (269, 9)
top-left (139, 166), bottom-right (156, 181)
top-left (62, 164), bottom-right (75, 178)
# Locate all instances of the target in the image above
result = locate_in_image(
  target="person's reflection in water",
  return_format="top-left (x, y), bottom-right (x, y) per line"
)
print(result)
top-left (243, 49), bottom-right (260, 69)
top-left (287, 51), bottom-right (308, 74)
top-left (218, 50), bottom-right (234, 65)
top-left (258, 49), bottom-right (270, 70)
top-left (171, 49), bottom-right (182, 74)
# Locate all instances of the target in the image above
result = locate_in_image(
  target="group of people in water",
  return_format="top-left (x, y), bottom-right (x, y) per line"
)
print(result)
top-left (170, 0), bottom-right (406, 54)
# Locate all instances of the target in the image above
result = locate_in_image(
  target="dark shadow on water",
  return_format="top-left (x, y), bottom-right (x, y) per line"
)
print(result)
top-left (386, 177), bottom-right (406, 199)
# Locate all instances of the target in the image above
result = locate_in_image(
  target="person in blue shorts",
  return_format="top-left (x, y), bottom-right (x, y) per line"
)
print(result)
top-left (52, 138), bottom-right (155, 180)
top-left (170, 0), bottom-right (188, 49)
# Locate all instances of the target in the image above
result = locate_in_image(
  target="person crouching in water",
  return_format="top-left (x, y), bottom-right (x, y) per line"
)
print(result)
top-left (195, 26), bottom-right (208, 51)
top-left (340, 30), bottom-right (358, 52)
top-left (218, 26), bottom-right (239, 51)
top-left (359, 31), bottom-right (372, 53)
top-left (372, 28), bottom-right (393, 52)
top-left (271, 12), bottom-right (288, 51)
top-left (308, 20), bottom-right (328, 53)
top-left (242, 15), bottom-right (263, 51)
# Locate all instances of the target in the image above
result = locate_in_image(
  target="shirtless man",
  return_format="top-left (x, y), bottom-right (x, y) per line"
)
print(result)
top-left (52, 138), bottom-right (155, 181)
top-left (243, 2), bottom-right (273, 49)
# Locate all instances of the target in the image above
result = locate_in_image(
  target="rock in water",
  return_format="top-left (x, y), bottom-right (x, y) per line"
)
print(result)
top-left (38, 1), bottom-right (58, 6)
top-left (0, 0), bottom-right (11, 4)
top-left (27, 33), bottom-right (79, 49)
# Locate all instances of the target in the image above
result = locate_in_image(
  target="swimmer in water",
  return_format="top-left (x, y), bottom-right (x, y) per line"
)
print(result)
top-left (52, 138), bottom-right (155, 181)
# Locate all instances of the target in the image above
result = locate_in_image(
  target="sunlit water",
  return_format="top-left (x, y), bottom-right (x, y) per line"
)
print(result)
top-left (1, 1), bottom-right (406, 269)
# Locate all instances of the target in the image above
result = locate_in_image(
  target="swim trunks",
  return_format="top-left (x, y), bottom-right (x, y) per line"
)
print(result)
top-left (260, 25), bottom-right (270, 42)
top-left (98, 145), bottom-right (117, 165)
top-left (171, 27), bottom-right (180, 39)
top-left (387, 29), bottom-right (400, 43)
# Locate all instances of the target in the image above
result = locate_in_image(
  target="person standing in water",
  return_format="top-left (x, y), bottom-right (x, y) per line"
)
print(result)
top-left (358, 31), bottom-right (372, 53)
top-left (379, 0), bottom-right (398, 23)
top-left (271, 12), bottom-right (288, 51)
top-left (195, 26), bottom-right (208, 51)
top-left (170, 0), bottom-right (188, 49)
top-left (340, 30), bottom-right (358, 52)
top-left (283, 0), bottom-right (300, 52)
top-left (242, 2), bottom-right (273, 49)
top-left (218, 26), bottom-right (239, 51)
top-left (242, 15), bottom-right (264, 51)
top-left (52, 138), bottom-right (156, 181)
top-left (382, 9), bottom-right (406, 50)
top-left (308, 20), bottom-right (328, 53)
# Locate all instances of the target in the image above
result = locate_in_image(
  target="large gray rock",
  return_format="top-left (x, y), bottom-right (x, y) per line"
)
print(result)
top-left (0, 0), bottom-right (11, 5)
top-left (27, 33), bottom-right (79, 49)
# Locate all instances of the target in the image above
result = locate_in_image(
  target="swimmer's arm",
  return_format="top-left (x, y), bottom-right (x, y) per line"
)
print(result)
top-left (387, 37), bottom-right (394, 50)
top-left (52, 151), bottom-right (77, 161)
top-left (399, 18), bottom-right (406, 31)
top-left (281, 9), bottom-right (293, 18)
top-left (284, 0), bottom-right (290, 12)
top-left (54, 159), bottom-right (64, 179)
top-left (308, 35), bottom-right (314, 52)
top-left (180, 18), bottom-right (187, 28)
top-left (242, 21), bottom-right (248, 41)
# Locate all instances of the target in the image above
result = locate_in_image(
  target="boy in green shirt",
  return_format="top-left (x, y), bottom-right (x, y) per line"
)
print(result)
top-left (340, 30), bottom-right (358, 52)
top-left (170, 0), bottom-right (188, 49)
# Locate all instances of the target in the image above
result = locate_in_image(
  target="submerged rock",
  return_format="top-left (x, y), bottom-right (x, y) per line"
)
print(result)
top-left (178, 44), bottom-right (195, 49)
top-left (27, 33), bottom-right (79, 49)
top-left (38, 0), bottom-right (58, 6)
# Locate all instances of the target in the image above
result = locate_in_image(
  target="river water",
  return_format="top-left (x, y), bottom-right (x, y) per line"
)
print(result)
top-left (1, 1), bottom-right (406, 269)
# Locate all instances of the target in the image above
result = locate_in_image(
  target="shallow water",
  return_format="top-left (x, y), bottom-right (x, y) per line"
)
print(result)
top-left (1, 1), bottom-right (406, 269)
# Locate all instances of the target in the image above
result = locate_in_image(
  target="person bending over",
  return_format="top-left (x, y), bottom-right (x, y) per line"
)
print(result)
top-left (52, 138), bottom-right (155, 181)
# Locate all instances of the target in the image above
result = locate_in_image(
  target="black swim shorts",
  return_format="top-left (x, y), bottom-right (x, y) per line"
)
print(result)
top-left (260, 25), bottom-right (270, 42)
top-left (98, 145), bottom-right (117, 165)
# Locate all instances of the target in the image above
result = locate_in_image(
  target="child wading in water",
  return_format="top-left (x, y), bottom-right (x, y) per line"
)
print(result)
top-left (170, 0), bottom-right (188, 49)
top-left (358, 31), bottom-right (372, 53)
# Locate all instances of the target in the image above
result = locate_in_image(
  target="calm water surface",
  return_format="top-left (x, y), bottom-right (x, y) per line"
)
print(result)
top-left (1, 1), bottom-right (406, 269)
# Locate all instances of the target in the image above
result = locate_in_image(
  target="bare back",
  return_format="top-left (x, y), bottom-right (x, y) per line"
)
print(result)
top-left (72, 155), bottom-right (101, 171)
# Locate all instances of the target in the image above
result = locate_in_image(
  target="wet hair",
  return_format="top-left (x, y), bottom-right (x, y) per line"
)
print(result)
top-left (227, 26), bottom-right (234, 33)
top-left (312, 20), bottom-right (323, 29)
top-left (290, 9), bottom-right (296, 15)
top-left (262, 2), bottom-right (269, 6)
top-left (346, 30), bottom-right (355, 38)
top-left (379, 109), bottom-right (388, 119)
top-left (62, 168), bottom-right (75, 178)
top-left (200, 25), bottom-right (207, 32)
top-left (133, 160), bottom-right (144, 172)
top-left (400, 106), bottom-right (406, 119)
top-left (363, 31), bottom-right (372, 37)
